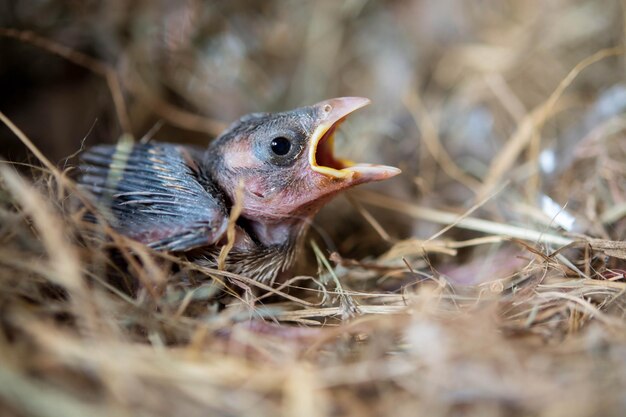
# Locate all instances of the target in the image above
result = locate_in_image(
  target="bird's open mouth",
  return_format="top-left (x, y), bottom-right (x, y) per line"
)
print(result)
top-left (311, 118), bottom-right (353, 176)
top-left (309, 97), bottom-right (401, 181)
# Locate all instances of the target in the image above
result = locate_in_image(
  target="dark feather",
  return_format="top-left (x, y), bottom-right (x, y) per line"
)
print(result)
top-left (79, 143), bottom-right (229, 251)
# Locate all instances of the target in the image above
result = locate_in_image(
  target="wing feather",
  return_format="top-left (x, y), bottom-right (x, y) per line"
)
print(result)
top-left (79, 143), bottom-right (228, 252)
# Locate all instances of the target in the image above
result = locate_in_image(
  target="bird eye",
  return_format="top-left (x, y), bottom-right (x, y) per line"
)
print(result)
top-left (258, 131), bottom-right (303, 167)
top-left (270, 137), bottom-right (292, 156)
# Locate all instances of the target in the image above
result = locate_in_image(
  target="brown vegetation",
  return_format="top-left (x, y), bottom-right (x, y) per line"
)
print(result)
top-left (1, 1), bottom-right (626, 416)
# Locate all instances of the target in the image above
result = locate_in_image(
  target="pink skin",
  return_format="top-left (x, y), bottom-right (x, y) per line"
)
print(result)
top-left (239, 98), bottom-right (399, 218)
top-left (213, 97), bottom-right (401, 246)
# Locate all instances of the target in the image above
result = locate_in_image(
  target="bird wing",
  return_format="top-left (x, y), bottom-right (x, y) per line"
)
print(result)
top-left (79, 142), bottom-right (229, 252)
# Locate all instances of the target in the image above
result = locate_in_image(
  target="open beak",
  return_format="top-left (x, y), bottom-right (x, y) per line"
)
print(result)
top-left (309, 97), bottom-right (401, 181)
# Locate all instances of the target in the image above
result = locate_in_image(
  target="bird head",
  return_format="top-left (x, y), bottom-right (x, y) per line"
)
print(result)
top-left (207, 97), bottom-right (400, 239)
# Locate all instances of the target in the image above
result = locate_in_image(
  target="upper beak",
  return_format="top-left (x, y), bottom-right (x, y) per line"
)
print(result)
top-left (308, 97), bottom-right (401, 182)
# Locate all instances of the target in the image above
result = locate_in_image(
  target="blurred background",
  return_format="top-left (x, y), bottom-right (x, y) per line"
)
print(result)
top-left (1, 0), bottom-right (625, 268)
top-left (3, 3), bottom-right (626, 417)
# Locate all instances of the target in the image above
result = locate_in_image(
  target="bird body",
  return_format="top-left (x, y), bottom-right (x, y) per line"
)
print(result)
top-left (79, 97), bottom-right (400, 283)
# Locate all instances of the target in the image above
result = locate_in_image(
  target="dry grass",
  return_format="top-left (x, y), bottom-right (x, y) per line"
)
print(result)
top-left (2, 1), bottom-right (626, 416)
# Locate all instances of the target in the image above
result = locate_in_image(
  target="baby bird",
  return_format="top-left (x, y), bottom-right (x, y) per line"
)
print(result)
top-left (79, 97), bottom-right (400, 284)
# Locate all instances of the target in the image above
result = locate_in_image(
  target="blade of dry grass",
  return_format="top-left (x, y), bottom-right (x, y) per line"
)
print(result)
top-left (218, 180), bottom-right (245, 271)
top-left (0, 367), bottom-right (111, 417)
top-left (478, 47), bottom-right (624, 200)
top-left (0, 167), bottom-right (92, 316)
top-left (404, 92), bottom-right (482, 191)
top-left (353, 189), bottom-right (574, 247)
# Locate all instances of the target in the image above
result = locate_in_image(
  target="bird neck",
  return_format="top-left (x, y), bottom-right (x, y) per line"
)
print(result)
top-left (244, 217), bottom-right (310, 250)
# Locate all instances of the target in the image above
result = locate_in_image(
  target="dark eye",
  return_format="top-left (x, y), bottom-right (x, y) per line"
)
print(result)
top-left (257, 131), bottom-right (303, 167)
top-left (270, 137), bottom-right (292, 156)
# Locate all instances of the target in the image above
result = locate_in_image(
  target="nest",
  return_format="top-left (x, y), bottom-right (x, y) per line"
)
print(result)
top-left (1, 1), bottom-right (626, 416)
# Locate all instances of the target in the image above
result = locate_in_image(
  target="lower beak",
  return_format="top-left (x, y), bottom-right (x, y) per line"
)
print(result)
top-left (309, 97), bottom-right (401, 182)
